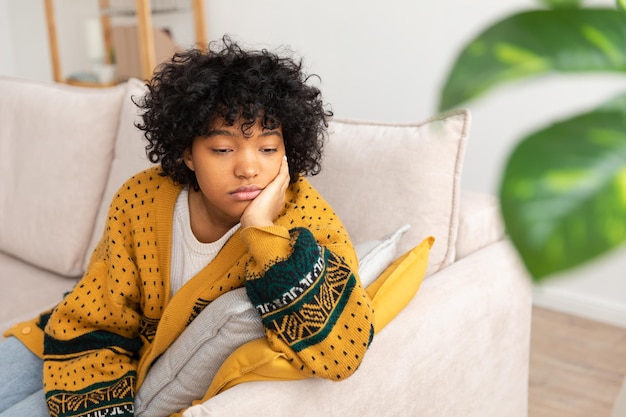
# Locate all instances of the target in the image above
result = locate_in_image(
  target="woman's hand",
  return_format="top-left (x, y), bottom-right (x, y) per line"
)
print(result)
top-left (240, 157), bottom-right (290, 228)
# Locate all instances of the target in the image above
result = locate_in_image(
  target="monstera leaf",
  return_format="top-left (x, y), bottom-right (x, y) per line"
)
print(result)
top-left (538, 0), bottom-right (583, 8)
top-left (500, 94), bottom-right (626, 279)
top-left (439, 9), bottom-right (626, 111)
top-left (439, 7), bottom-right (626, 280)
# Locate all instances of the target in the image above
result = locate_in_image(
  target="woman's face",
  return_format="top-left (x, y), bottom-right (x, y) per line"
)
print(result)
top-left (183, 118), bottom-right (285, 235)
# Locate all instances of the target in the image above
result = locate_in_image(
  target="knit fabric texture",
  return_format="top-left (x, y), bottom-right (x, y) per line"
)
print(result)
top-left (10, 166), bottom-right (374, 417)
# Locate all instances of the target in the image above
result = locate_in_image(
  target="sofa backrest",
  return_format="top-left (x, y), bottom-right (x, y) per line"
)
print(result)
top-left (0, 77), bottom-right (127, 276)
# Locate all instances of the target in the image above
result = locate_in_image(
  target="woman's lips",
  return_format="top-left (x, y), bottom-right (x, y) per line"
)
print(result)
top-left (230, 186), bottom-right (262, 201)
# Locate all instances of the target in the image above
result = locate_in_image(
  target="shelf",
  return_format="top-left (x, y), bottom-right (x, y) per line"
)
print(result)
top-left (66, 79), bottom-right (118, 88)
top-left (43, 0), bottom-right (207, 85)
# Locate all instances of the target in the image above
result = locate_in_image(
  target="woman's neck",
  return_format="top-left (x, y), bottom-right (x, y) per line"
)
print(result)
top-left (187, 189), bottom-right (238, 243)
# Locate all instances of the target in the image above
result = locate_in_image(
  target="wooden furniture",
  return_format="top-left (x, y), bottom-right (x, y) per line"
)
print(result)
top-left (43, 0), bottom-right (207, 86)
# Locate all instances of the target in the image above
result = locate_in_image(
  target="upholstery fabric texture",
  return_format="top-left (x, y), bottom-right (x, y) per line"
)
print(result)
top-left (455, 191), bottom-right (505, 260)
top-left (309, 110), bottom-right (470, 276)
top-left (0, 77), bottom-right (126, 276)
top-left (0, 251), bottom-right (79, 332)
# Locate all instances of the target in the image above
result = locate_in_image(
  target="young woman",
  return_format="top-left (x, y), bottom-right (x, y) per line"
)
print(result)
top-left (0, 37), bottom-right (374, 417)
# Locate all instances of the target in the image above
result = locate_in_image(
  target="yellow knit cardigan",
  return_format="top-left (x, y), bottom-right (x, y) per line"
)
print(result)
top-left (6, 166), bottom-right (374, 417)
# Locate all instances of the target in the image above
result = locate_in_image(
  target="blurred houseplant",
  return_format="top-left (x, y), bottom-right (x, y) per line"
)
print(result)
top-left (438, 0), bottom-right (626, 281)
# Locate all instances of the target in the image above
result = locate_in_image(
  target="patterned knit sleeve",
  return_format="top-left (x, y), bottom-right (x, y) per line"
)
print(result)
top-left (42, 239), bottom-right (143, 417)
top-left (241, 223), bottom-right (375, 381)
top-left (40, 172), bottom-right (157, 417)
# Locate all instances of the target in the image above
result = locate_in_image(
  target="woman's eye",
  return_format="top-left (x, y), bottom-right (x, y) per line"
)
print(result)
top-left (211, 148), bottom-right (231, 154)
top-left (261, 148), bottom-right (278, 154)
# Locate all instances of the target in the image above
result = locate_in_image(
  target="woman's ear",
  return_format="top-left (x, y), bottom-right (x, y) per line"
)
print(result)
top-left (183, 147), bottom-right (194, 171)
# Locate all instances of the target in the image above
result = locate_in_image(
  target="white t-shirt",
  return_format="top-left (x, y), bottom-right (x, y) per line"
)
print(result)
top-left (169, 188), bottom-right (241, 295)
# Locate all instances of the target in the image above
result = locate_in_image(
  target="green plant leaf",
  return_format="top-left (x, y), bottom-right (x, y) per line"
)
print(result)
top-left (538, 0), bottom-right (582, 9)
top-left (618, 0), bottom-right (626, 12)
top-left (499, 93), bottom-right (626, 280)
top-left (439, 9), bottom-right (626, 112)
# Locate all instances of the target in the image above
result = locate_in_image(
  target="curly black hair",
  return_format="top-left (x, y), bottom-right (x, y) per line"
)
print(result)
top-left (134, 36), bottom-right (332, 189)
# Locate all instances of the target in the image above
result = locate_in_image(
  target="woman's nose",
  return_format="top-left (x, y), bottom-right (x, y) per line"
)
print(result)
top-left (234, 150), bottom-right (259, 179)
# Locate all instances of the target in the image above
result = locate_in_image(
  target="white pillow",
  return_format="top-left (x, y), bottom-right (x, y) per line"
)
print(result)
top-left (355, 224), bottom-right (411, 287)
top-left (135, 287), bottom-right (264, 417)
top-left (309, 110), bottom-right (470, 276)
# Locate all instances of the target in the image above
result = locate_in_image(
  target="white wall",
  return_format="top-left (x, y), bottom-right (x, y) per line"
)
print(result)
top-left (2, 1), bottom-right (51, 80)
top-left (1, 0), bottom-right (624, 327)
top-left (0, 1), bottom-right (16, 76)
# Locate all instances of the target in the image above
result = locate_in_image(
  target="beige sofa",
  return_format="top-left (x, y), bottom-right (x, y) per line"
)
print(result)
top-left (0, 76), bottom-right (532, 417)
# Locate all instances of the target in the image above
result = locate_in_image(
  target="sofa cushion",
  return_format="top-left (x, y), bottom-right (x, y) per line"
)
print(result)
top-left (0, 251), bottom-right (78, 334)
top-left (309, 109), bottom-right (470, 276)
top-left (0, 77), bottom-right (126, 276)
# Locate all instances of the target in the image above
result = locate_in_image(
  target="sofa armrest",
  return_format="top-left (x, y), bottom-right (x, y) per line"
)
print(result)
top-left (183, 240), bottom-right (532, 417)
top-left (455, 191), bottom-right (505, 261)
